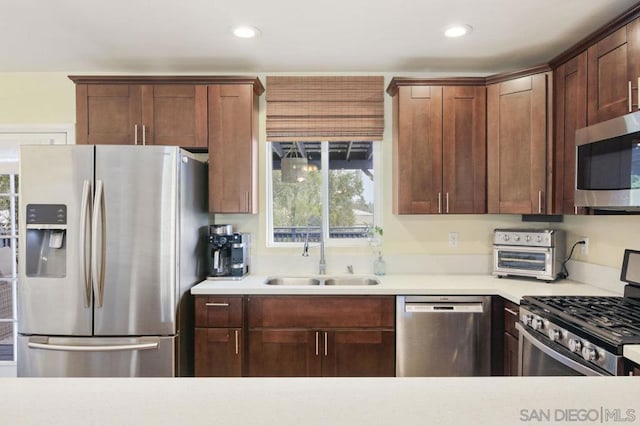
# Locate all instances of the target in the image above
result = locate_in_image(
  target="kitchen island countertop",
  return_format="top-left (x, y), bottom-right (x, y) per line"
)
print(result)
top-left (1, 377), bottom-right (639, 425)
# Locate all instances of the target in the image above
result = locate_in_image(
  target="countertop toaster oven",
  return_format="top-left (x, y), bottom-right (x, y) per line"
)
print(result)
top-left (493, 229), bottom-right (565, 282)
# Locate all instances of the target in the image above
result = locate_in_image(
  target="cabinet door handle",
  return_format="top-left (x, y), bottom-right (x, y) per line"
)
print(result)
top-left (324, 332), bottom-right (328, 357)
top-left (637, 77), bottom-right (640, 111)
top-left (245, 192), bottom-right (250, 212)
top-left (234, 330), bottom-right (239, 355)
top-left (629, 81), bottom-right (633, 113)
top-left (505, 308), bottom-right (519, 316)
top-left (142, 125), bottom-right (146, 146)
top-left (315, 331), bottom-right (319, 356)
top-left (205, 302), bottom-right (230, 307)
top-left (446, 192), bottom-right (450, 214)
top-left (134, 124), bottom-right (138, 145)
top-left (538, 190), bottom-right (543, 214)
top-left (437, 192), bottom-right (442, 214)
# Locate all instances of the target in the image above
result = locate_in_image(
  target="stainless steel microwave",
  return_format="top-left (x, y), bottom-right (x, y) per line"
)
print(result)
top-left (575, 110), bottom-right (640, 210)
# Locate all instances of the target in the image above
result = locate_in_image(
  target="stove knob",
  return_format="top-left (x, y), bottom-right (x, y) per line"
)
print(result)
top-left (525, 235), bottom-right (531, 242)
top-left (548, 329), bottom-right (561, 342)
top-left (532, 318), bottom-right (544, 331)
top-left (535, 235), bottom-right (542, 242)
top-left (568, 339), bottom-right (582, 353)
top-left (582, 347), bottom-right (598, 362)
top-left (503, 235), bottom-right (510, 242)
top-left (514, 235), bottom-right (520, 241)
top-left (522, 314), bottom-right (534, 326)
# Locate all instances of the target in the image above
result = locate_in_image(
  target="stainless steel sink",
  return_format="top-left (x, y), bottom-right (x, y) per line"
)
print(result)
top-left (324, 277), bottom-right (380, 286)
top-left (264, 277), bottom-right (321, 286)
top-left (263, 276), bottom-right (380, 286)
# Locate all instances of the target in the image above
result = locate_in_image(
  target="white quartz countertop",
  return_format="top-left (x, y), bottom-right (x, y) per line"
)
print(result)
top-left (191, 273), bottom-right (620, 304)
top-left (2, 377), bottom-right (639, 425)
top-left (624, 346), bottom-right (640, 365)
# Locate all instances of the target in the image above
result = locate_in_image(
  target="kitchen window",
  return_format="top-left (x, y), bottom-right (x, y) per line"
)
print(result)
top-left (0, 174), bottom-right (18, 362)
top-left (267, 141), bottom-right (381, 245)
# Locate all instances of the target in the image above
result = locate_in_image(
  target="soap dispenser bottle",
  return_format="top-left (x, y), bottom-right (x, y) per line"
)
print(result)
top-left (373, 251), bottom-right (386, 276)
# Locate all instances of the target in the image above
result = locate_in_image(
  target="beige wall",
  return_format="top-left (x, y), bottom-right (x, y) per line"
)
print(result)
top-left (1, 72), bottom-right (638, 269)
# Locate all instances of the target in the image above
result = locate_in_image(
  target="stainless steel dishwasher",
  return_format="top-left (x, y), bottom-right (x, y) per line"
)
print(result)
top-left (396, 295), bottom-right (492, 377)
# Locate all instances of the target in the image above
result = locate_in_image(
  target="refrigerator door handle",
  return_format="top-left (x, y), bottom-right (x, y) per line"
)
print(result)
top-left (27, 337), bottom-right (160, 352)
top-left (91, 179), bottom-right (106, 308)
top-left (79, 180), bottom-right (92, 308)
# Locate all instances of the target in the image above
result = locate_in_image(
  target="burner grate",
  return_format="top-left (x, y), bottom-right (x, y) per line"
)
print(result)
top-left (527, 296), bottom-right (640, 345)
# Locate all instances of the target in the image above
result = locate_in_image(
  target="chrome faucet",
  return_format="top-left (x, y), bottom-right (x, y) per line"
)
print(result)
top-left (302, 225), bottom-right (326, 275)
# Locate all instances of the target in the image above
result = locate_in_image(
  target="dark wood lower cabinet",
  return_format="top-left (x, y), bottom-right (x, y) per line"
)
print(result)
top-left (247, 328), bottom-right (395, 377)
top-left (194, 327), bottom-right (243, 377)
top-left (248, 329), bottom-right (321, 377)
top-left (504, 332), bottom-right (519, 376)
top-left (503, 300), bottom-right (520, 376)
top-left (491, 296), bottom-right (520, 376)
top-left (324, 330), bottom-right (395, 377)
top-left (246, 295), bottom-right (395, 377)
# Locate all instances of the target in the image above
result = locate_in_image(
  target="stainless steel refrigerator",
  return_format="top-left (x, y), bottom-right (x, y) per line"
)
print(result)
top-left (17, 145), bottom-right (209, 377)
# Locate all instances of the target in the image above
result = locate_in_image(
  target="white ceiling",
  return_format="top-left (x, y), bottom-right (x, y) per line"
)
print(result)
top-left (2, 0), bottom-right (638, 74)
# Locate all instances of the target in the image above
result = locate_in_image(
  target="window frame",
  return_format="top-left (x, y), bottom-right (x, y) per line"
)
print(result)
top-left (266, 140), bottom-right (382, 248)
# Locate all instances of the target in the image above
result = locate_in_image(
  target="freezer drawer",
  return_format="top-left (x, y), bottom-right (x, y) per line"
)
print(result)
top-left (17, 335), bottom-right (176, 377)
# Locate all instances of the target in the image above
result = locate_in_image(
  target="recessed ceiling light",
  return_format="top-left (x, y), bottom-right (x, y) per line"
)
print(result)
top-left (233, 26), bottom-right (260, 39)
top-left (444, 24), bottom-right (472, 38)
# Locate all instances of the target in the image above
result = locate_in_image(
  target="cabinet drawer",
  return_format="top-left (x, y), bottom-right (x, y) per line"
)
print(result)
top-left (248, 296), bottom-right (395, 329)
top-left (195, 296), bottom-right (244, 327)
top-left (504, 301), bottom-right (519, 337)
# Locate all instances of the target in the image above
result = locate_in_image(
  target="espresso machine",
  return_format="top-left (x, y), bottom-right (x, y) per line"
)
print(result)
top-left (206, 225), bottom-right (250, 279)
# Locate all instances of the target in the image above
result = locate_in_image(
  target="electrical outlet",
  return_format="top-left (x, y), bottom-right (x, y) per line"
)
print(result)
top-left (580, 237), bottom-right (589, 255)
top-left (448, 232), bottom-right (459, 248)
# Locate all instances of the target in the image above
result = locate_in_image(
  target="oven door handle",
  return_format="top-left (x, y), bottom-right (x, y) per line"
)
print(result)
top-left (515, 323), bottom-right (606, 376)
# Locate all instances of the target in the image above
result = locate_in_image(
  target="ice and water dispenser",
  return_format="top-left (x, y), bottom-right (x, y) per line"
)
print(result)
top-left (25, 204), bottom-right (67, 278)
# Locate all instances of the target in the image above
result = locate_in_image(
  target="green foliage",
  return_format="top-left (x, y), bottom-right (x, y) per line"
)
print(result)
top-left (272, 168), bottom-right (371, 228)
top-left (329, 170), bottom-right (364, 227)
top-left (272, 170), bottom-right (322, 226)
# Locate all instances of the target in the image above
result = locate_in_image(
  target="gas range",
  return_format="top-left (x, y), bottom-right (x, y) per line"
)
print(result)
top-left (517, 249), bottom-right (640, 376)
top-left (520, 296), bottom-right (640, 375)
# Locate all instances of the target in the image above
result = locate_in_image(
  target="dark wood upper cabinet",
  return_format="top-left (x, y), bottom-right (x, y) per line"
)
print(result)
top-left (442, 86), bottom-right (486, 214)
top-left (587, 18), bottom-right (640, 125)
top-left (73, 81), bottom-right (206, 148)
top-left (74, 84), bottom-right (142, 145)
top-left (392, 85), bottom-right (442, 214)
top-left (487, 73), bottom-right (550, 214)
top-left (140, 84), bottom-right (208, 148)
top-left (208, 84), bottom-right (259, 214)
top-left (388, 80), bottom-right (486, 215)
top-left (554, 52), bottom-right (588, 215)
top-left (70, 75), bottom-right (264, 215)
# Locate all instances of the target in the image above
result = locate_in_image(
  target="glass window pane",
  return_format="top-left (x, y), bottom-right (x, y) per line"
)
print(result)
top-left (272, 142), bottom-right (322, 242)
top-left (0, 242), bottom-right (13, 278)
top-left (14, 175), bottom-right (19, 195)
top-left (0, 322), bottom-right (14, 361)
top-left (0, 280), bottom-right (12, 320)
top-left (328, 142), bottom-right (374, 239)
top-left (0, 175), bottom-right (9, 194)
top-left (0, 197), bottom-right (11, 235)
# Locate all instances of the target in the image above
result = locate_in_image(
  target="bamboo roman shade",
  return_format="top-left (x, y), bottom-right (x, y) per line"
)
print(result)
top-left (266, 76), bottom-right (385, 141)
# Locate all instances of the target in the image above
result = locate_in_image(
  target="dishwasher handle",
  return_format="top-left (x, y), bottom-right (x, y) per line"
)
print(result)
top-left (405, 302), bottom-right (484, 313)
